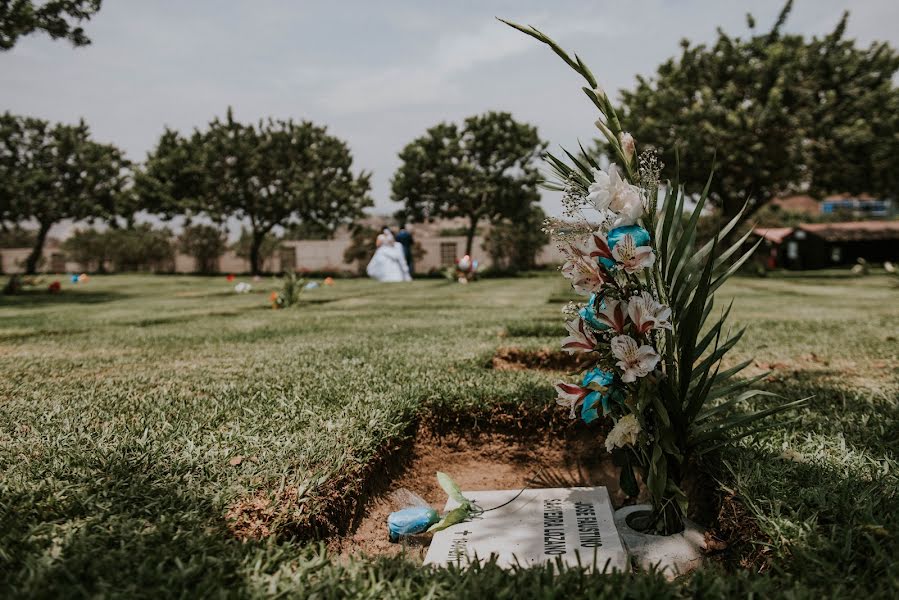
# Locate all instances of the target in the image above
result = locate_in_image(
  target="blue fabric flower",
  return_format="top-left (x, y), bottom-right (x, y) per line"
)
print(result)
top-left (607, 225), bottom-right (650, 250)
top-left (579, 368), bottom-right (623, 423)
top-left (579, 293), bottom-right (608, 331)
top-left (599, 225), bottom-right (650, 271)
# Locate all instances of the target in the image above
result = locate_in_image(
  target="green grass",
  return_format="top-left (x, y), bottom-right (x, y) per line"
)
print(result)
top-left (0, 272), bottom-right (897, 598)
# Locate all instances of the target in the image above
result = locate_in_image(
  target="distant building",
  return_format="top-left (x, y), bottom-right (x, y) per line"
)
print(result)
top-left (821, 194), bottom-right (893, 219)
top-left (754, 221), bottom-right (899, 270)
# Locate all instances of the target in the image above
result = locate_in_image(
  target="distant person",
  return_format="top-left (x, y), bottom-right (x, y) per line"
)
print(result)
top-left (395, 224), bottom-right (415, 276)
top-left (366, 228), bottom-right (411, 282)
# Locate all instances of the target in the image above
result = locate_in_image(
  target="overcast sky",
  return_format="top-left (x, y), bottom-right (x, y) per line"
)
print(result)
top-left (2, 0), bottom-right (897, 231)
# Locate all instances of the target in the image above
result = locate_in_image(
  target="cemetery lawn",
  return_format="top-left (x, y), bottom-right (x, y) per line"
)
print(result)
top-left (1, 272), bottom-right (896, 599)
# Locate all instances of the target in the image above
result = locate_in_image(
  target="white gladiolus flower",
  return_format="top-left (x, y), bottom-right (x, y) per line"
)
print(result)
top-left (611, 335), bottom-right (660, 383)
top-left (586, 164), bottom-right (644, 226)
top-left (619, 132), bottom-right (635, 162)
top-left (605, 414), bottom-right (641, 452)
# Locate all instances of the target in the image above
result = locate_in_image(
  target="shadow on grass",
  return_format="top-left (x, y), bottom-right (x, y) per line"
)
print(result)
top-left (0, 452), bottom-right (258, 597)
top-left (0, 289), bottom-right (130, 307)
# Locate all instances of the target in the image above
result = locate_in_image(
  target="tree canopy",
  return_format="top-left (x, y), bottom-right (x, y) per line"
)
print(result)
top-left (0, 0), bottom-right (102, 50)
top-left (612, 1), bottom-right (899, 221)
top-left (139, 109), bottom-right (373, 274)
top-left (392, 111), bottom-right (546, 256)
top-left (0, 112), bottom-right (131, 273)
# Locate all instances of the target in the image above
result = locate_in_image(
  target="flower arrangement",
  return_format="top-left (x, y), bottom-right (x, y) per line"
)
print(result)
top-left (503, 20), bottom-right (803, 535)
top-left (271, 271), bottom-right (306, 309)
top-left (446, 254), bottom-right (478, 284)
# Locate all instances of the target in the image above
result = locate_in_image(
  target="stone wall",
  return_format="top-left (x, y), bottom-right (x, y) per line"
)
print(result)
top-left (1, 235), bottom-right (563, 275)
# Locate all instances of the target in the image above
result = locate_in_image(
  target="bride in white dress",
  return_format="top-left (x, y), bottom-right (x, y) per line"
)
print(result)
top-left (366, 229), bottom-right (412, 282)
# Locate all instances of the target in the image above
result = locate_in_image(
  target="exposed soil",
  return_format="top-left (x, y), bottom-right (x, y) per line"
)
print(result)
top-left (332, 428), bottom-right (648, 561)
top-left (490, 347), bottom-right (592, 372)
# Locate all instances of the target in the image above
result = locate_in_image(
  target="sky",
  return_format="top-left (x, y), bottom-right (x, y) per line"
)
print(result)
top-left (2, 0), bottom-right (898, 235)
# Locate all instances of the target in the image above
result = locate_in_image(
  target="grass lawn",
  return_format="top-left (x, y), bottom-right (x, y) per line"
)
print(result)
top-left (1, 272), bottom-right (896, 598)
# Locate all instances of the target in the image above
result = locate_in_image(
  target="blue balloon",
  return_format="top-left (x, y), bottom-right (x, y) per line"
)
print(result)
top-left (387, 506), bottom-right (439, 542)
top-left (70, 274), bottom-right (79, 283)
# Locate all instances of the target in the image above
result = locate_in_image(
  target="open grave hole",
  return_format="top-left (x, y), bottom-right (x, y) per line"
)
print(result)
top-left (332, 427), bottom-right (650, 561)
top-left (489, 347), bottom-right (592, 372)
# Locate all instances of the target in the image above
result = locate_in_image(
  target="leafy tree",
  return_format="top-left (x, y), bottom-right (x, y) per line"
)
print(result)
top-left (139, 109), bottom-right (373, 274)
top-left (178, 224), bottom-right (227, 274)
top-left (611, 1), bottom-right (899, 221)
top-left (483, 205), bottom-right (549, 273)
top-left (0, 0), bottom-right (102, 50)
top-left (107, 225), bottom-right (174, 272)
top-left (392, 111), bottom-right (545, 256)
top-left (0, 113), bottom-right (131, 274)
top-left (0, 224), bottom-right (35, 248)
top-left (342, 225), bottom-right (380, 274)
top-left (62, 227), bottom-right (113, 272)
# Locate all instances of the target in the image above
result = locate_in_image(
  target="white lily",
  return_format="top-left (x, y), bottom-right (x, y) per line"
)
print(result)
top-left (594, 298), bottom-right (628, 333)
top-left (627, 292), bottom-right (672, 334)
top-left (553, 381), bottom-right (590, 419)
top-left (611, 335), bottom-right (660, 383)
top-left (611, 233), bottom-right (655, 274)
top-left (561, 317), bottom-right (597, 354)
top-left (605, 414), bottom-right (641, 452)
top-left (561, 251), bottom-right (604, 295)
top-left (586, 164), bottom-right (644, 226)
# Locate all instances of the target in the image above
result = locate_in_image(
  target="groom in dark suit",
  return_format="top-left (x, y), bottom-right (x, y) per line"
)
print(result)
top-left (395, 224), bottom-right (414, 276)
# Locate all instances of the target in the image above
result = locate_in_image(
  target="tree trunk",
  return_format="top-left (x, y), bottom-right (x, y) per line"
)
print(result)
top-left (25, 221), bottom-right (51, 275)
top-left (249, 229), bottom-right (265, 275)
top-left (464, 216), bottom-right (478, 257)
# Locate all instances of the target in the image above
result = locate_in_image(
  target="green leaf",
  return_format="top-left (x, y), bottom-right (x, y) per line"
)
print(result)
top-left (436, 472), bottom-right (468, 506)
top-left (427, 506), bottom-right (471, 533)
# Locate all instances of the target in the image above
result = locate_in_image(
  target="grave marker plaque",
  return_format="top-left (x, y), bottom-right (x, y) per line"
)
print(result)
top-left (424, 487), bottom-right (628, 571)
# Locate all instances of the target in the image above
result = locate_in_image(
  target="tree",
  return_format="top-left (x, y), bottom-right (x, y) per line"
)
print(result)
top-left (392, 111), bottom-right (546, 257)
top-left (612, 1), bottom-right (899, 222)
top-left (139, 109), bottom-right (373, 275)
top-left (1, 0), bottom-right (102, 50)
top-left (0, 113), bottom-right (131, 274)
top-left (178, 224), bottom-right (227, 274)
top-left (483, 205), bottom-right (549, 273)
top-left (232, 227), bottom-right (279, 273)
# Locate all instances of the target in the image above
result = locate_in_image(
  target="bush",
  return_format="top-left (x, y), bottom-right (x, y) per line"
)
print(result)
top-left (178, 224), bottom-right (227, 274)
top-left (483, 207), bottom-right (549, 273)
top-left (63, 228), bottom-right (116, 273)
top-left (343, 225), bottom-right (379, 274)
top-left (63, 226), bottom-right (174, 272)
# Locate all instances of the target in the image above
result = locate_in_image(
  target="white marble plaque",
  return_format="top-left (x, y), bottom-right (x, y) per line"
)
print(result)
top-left (423, 487), bottom-right (628, 572)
